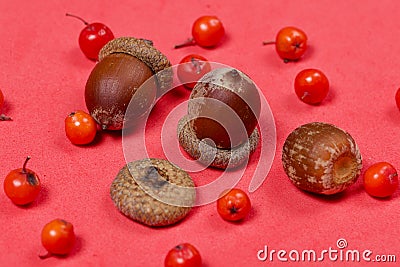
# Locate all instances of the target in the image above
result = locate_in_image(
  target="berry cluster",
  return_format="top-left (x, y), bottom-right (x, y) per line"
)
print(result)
top-left (163, 188), bottom-right (251, 267)
top-left (173, 17), bottom-right (398, 200)
top-left (3, 157), bottom-right (75, 258)
top-left (1, 15), bottom-right (109, 259)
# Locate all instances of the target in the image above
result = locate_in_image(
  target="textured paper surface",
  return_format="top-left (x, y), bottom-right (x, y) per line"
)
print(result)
top-left (0, 0), bottom-right (399, 266)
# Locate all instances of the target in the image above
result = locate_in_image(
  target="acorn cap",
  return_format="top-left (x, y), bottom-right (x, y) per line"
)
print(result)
top-left (110, 158), bottom-right (196, 227)
top-left (99, 37), bottom-right (173, 91)
top-left (178, 115), bottom-right (260, 169)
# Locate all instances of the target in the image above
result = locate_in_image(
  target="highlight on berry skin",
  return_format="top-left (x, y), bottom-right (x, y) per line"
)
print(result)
top-left (66, 13), bottom-right (115, 61)
top-left (216, 188), bottom-right (251, 222)
top-left (39, 218), bottom-right (76, 259)
top-left (175, 15), bottom-right (225, 49)
top-left (177, 54), bottom-right (212, 89)
top-left (3, 156), bottom-right (41, 206)
top-left (65, 110), bottom-right (97, 145)
top-left (263, 26), bottom-right (308, 63)
top-left (164, 243), bottom-right (202, 267)
top-left (363, 162), bottom-right (399, 198)
top-left (294, 68), bottom-right (329, 105)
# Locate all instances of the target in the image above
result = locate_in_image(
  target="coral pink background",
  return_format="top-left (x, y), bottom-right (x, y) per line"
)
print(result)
top-left (1, 0), bottom-right (399, 266)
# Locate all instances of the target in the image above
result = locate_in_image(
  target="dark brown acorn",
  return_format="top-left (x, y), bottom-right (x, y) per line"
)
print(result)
top-left (178, 68), bottom-right (262, 169)
top-left (187, 68), bottom-right (261, 149)
top-left (85, 37), bottom-right (172, 130)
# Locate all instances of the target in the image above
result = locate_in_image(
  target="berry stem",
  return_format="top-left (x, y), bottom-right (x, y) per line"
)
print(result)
top-left (0, 114), bottom-right (12, 121)
top-left (66, 13), bottom-right (89, 26)
top-left (22, 156), bottom-right (31, 173)
top-left (262, 41), bottom-right (275, 45)
top-left (190, 57), bottom-right (202, 74)
top-left (174, 38), bottom-right (196, 49)
top-left (389, 173), bottom-right (398, 181)
top-left (301, 92), bottom-right (310, 100)
top-left (38, 252), bottom-right (53, 260)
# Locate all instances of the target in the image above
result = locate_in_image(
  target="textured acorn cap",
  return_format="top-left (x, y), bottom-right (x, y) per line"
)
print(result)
top-left (110, 158), bottom-right (195, 227)
top-left (178, 115), bottom-right (260, 169)
top-left (99, 37), bottom-right (173, 92)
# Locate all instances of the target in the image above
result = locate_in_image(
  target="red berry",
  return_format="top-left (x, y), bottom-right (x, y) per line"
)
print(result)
top-left (66, 13), bottom-right (114, 61)
top-left (264, 26), bottom-right (307, 62)
top-left (164, 243), bottom-right (202, 267)
top-left (4, 156), bottom-right (41, 205)
top-left (217, 188), bottom-right (251, 222)
top-left (396, 88), bottom-right (400, 110)
top-left (177, 54), bottom-right (212, 89)
top-left (65, 110), bottom-right (97, 145)
top-left (0, 89), bottom-right (12, 121)
top-left (40, 219), bottom-right (76, 259)
top-left (0, 89), bottom-right (4, 110)
top-left (363, 162), bottom-right (398, 198)
top-left (294, 68), bottom-right (329, 105)
top-left (175, 16), bottom-right (225, 48)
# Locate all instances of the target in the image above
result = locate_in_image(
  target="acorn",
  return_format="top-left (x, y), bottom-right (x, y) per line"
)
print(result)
top-left (178, 68), bottom-right (262, 169)
top-left (85, 37), bottom-right (172, 130)
top-left (282, 122), bottom-right (362, 195)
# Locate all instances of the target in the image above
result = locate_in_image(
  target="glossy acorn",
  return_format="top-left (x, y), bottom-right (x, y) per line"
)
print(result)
top-left (188, 68), bottom-right (261, 149)
top-left (178, 68), bottom-right (261, 169)
top-left (85, 37), bottom-right (172, 130)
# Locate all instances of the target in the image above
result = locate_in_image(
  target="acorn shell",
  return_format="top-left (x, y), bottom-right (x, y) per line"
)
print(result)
top-left (85, 53), bottom-right (155, 130)
top-left (282, 122), bottom-right (362, 195)
top-left (85, 37), bottom-right (173, 130)
top-left (188, 68), bottom-right (261, 149)
top-left (99, 37), bottom-right (173, 92)
top-left (110, 158), bottom-right (195, 227)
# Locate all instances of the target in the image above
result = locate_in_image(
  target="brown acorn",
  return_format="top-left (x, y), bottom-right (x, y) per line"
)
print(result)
top-left (178, 67), bottom-right (262, 169)
top-left (282, 122), bottom-right (362, 195)
top-left (187, 68), bottom-right (261, 149)
top-left (85, 37), bottom-right (172, 130)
